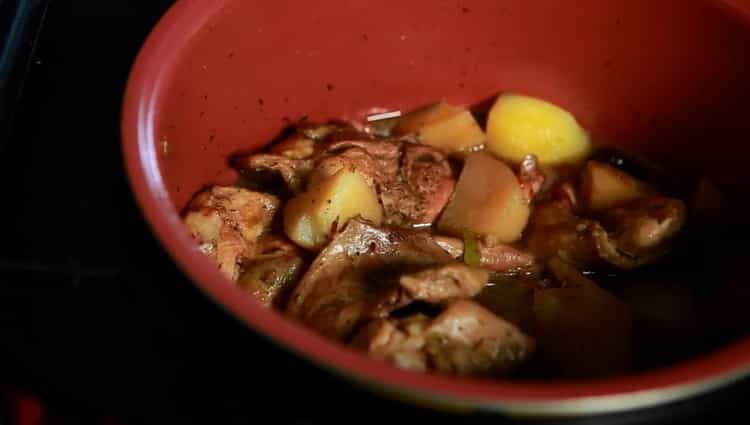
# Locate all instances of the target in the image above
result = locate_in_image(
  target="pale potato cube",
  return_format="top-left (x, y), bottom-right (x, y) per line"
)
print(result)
top-left (393, 101), bottom-right (461, 134)
top-left (486, 94), bottom-right (591, 165)
top-left (437, 153), bottom-right (529, 243)
top-left (580, 160), bottom-right (651, 212)
top-left (283, 169), bottom-right (383, 250)
top-left (394, 102), bottom-right (485, 152)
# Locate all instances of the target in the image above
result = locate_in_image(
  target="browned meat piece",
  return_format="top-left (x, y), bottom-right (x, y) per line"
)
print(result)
top-left (286, 219), bottom-right (459, 339)
top-left (352, 300), bottom-right (535, 376)
top-left (232, 125), bottom-right (337, 193)
top-left (234, 154), bottom-right (314, 193)
top-left (525, 186), bottom-right (599, 267)
top-left (352, 314), bottom-right (432, 372)
top-left (398, 144), bottom-right (456, 226)
top-left (310, 147), bottom-right (379, 187)
top-left (308, 141), bottom-right (400, 188)
top-left (183, 187), bottom-right (280, 280)
top-left (399, 264), bottom-right (488, 304)
top-left (324, 139), bottom-right (402, 163)
top-left (426, 300), bottom-right (535, 375)
top-left (267, 134), bottom-right (316, 159)
top-left (527, 219), bottom-right (604, 269)
top-left (237, 237), bottom-right (306, 308)
top-left (311, 140), bottom-right (456, 228)
top-left (297, 122), bottom-right (343, 141)
top-left (298, 121), bottom-right (372, 142)
top-left (518, 154), bottom-right (545, 202)
top-left (526, 194), bottom-right (687, 270)
top-left (595, 196), bottom-right (688, 269)
top-left (525, 196), bottom-right (609, 269)
top-left (433, 236), bottom-right (537, 273)
top-left (379, 144), bottom-right (456, 227)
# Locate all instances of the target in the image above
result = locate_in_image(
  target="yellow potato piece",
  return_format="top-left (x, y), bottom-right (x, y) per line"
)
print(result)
top-left (437, 152), bottom-right (529, 243)
top-left (284, 169), bottom-right (383, 250)
top-left (394, 102), bottom-right (485, 152)
top-left (486, 93), bottom-right (590, 165)
top-left (580, 160), bottom-right (651, 212)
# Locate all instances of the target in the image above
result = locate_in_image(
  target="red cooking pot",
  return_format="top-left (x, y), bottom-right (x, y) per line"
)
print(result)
top-left (122, 0), bottom-right (750, 417)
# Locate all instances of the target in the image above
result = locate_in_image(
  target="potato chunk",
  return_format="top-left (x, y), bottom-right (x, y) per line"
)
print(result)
top-left (283, 169), bottom-right (383, 250)
top-left (393, 102), bottom-right (485, 152)
top-left (437, 153), bottom-right (529, 243)
top-left (486, 94), bottom-right (590, 165)
top-left (580, 160), bottom-right (651, 212)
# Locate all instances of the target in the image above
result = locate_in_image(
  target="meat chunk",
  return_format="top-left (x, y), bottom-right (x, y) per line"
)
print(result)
top-left (308, 141), bottom-right (400, 189)
top-left (237, 133), bottom-right (456, 228)
top-left (526, 214), bottom-right (603, 269)
top-left (399, 264), bottom-right (488, 305)
top-left (352, 314), bottom-right (432, 372)
top-left (433, 236), bottom-right (537, 273)
top-left (324, 139), bottom-right (402, 164)
top-left (352, 300), bottom-right (535, 376)
top-left (524, 198), bottom-right (598, 267)
top-left (183, 187), bottom-right (280, 280)
top-left (233, 127), bottom-right (386, 195)
top-left (267, 134), bottom-right (316, 159)
top-left (525, 189), bottom-right (612, 270)
top-left (234, 154), bottom-right (314, 194)
top-left (398, 144), bottom-right (456, 226)
top-left (286, 219), bottom-right (459, 339)
top-left (237, 237), bottom-right (306, 308)
top-left (380, 144), bottom-right (456, 227)
top-left (526, 192), bottom-right (687, 271)
top-left (425, 300), bottom-right (535, 375)
top-left (309, 140), bottom-right (456, 228)
top-left (595, 196), bottom-right (688, 269)
top-left (297, 121), bottom-right (372, 142)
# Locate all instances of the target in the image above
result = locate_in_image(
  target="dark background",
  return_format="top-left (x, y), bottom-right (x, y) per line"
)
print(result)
top-left (0, 1), bottom-right (748, 424)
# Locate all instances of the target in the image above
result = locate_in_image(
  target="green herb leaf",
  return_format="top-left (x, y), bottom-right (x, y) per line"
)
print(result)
top-left (463, 230), bottom-right (481, 268)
